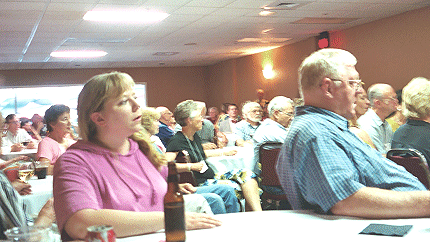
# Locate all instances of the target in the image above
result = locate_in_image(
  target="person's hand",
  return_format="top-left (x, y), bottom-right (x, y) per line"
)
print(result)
top-left (191, 162), bottom-right (204, 172)
top-left (185, 212), bottom-right (222, 230)
top-left (202, 142), bottom-right (217, 150)
top-left (223, 149), bottom-right (237, 156)
top-left (11, 179), bottom-right (32, 195)
top-left (35, 198), bottom-right (55, 228)
top-left (26, 140), bottom-right (37, 149)
top-left (10, 143), bottom-right (24, 152)
top-left (178, 183), bottom-right (197, 194)
top-left (15, 155), bottom-right (30, 161)
top-left (216, 132), bottom-right (228, 148)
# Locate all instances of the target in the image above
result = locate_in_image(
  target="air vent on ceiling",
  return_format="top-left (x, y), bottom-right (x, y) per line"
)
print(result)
top-left (263, 1), bottom-right (312, 10)
top-left (293, 17), bottom-right (358, 24)
top-left (153, 52), bottom-right (179, 56)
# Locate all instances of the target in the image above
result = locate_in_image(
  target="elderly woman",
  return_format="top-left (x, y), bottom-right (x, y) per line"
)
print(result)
top-left (36, 104), bottom-right (76, 174)
top-left (53, 72), bottom-right (220, 241)
top-left (166, 100), bottom-right (263, 211)
top-left (392, 77), bottom-right (430, 166)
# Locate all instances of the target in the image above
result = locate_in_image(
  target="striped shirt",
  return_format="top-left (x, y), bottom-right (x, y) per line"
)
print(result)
top-left (276, 106), bottom-right (426, 213)
top-left (0, 172), bottom-right (28, 239)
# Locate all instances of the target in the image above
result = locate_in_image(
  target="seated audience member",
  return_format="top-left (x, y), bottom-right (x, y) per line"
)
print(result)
top-left (166, 100), bottom-right (262, 211)
top-left (53, 72), bottom-right (221, 241)
top-left (175, 102), bottom-right (220, 150)
top-left (36, 104), bottom-right (76, 175)
top-left (20, 118), bottom-right (42, 141)
top-left (136, 107), bottom-right (240, 214)
top-left (357, 83), bottom-right (398, 154)
top-left (0, 112), bottom-right (32, 195)
top-left (254, 89), bottom-right (269, 118)
top-left (0, 171), bottom-right (55, 239)
top-left (2, 114), bottom-right (36, 152)
top-left (31, 114), bottom-right (47, 138)
top-left (349, 90), bottom-right (375, 148)
top-left (207, 107), bottom-right (219, 125)
top-left (234, 101), bottom-right (262, 147)
top-left (386, 89), bottom-right (405, 132)
top-left (277, 48), bottom-right (430, 219)
top-left (218, 103), bottom-right (241, 133)
top-left (252, 96), bottom-right (294, 175)
top-left (155, 106), bottom-right (175, 147)
top-left (392, 77), bottom-right (430, 167)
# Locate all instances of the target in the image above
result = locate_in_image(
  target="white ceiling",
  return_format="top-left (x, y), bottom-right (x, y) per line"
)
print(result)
top-left (0, 0), bottom-right (429, 70)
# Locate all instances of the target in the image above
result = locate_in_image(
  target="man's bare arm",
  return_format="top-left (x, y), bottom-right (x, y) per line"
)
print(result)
top-left (330, 187), bottom-right (430, 219)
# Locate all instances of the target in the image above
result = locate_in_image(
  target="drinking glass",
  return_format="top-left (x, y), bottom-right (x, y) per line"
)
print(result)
top-left (18, 161), bottom-right (35, 183)
top-left (5, 225), bottom-right (51, 241)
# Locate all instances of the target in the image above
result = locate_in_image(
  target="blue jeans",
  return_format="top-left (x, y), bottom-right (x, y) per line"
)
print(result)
top-left (195, 184), bottom-right (240, 214)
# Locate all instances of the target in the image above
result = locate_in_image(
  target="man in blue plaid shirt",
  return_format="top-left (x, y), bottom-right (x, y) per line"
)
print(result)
top-left (276, 48), bottom-right (430, 219)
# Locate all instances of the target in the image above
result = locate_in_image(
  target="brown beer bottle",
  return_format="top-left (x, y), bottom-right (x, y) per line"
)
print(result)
top-left (164, 161), bottom-right (186, 242)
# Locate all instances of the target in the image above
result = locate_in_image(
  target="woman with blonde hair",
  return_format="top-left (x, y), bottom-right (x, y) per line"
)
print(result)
top-left (392, 77), bottom-right (430, 166)
top-left (53, 72), bottom-right (220, 241)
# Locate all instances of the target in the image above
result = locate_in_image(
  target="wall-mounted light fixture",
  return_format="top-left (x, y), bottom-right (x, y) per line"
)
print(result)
top-left (262, 64), bottom-right (275, 79)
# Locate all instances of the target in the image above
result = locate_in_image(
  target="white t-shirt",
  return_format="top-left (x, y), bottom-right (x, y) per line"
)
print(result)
top-left (2, 129), bottom-right (32, 148)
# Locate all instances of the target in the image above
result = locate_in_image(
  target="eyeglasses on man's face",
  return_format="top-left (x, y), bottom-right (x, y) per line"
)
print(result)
top-left (330, 78), bottom-right (365, 90)
top-left (279, 110), bottom-right (294, 117)
top-left (381, 96), bottom-right (399, 103)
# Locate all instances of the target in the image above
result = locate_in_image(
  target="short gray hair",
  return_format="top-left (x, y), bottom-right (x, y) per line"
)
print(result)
top-left (367, 83), bottom-right (393, 106)
top-left (174, 100), bottom-right (199, 127)
top-left (241, 101), bottom-right (261, 118)
top-left (298, 48), bottom-right (357, 97)
top-left (402, 77), bottom-right (430, 119)
top-left (268, 96), bottom-right (294, 117)
top-left (195, 101), bottom-right (206, 113)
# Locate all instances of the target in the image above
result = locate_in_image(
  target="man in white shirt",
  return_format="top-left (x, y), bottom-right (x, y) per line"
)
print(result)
top-left (252, 96), bottom-right (294, 175)
top-left (357, 84), bottom-right (398, 154)
top-left (2, 114), bottom-right (36, 152)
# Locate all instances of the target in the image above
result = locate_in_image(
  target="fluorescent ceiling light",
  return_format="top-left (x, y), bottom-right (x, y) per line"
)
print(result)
top-left (83, 10), bottom-right (169, 23)
top-left (50, 51), bottom-right (107, 58)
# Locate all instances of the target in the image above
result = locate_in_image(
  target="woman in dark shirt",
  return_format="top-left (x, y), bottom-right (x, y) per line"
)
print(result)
top-left (167, 100), bottom-right (262, 211)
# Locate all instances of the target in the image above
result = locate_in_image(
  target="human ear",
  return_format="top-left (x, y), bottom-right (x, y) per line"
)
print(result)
top-left (320, 77), bottom-right (334, 98)
top-left (90, 112), bottom-right (106, 127)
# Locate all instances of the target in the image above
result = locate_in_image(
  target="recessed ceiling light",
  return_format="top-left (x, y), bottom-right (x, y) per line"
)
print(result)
top-left (262, 28), bottom-right (274, 34)
top-left (259, 10), bottom-right (275, 16)
top-left (50, 51), bottom-right (107, 58)
top-left (83, 10), bottom-right (169, 23)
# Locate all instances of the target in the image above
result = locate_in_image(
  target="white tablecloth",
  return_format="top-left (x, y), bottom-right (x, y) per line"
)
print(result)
top-left (21, 175), bottom-right (53, 217)
top-left (117, 210), bottom-right (430, 241)
top-left (1, 148), bottom-right (37, 160)
top-left (205, 145), bottom-right (255, 175)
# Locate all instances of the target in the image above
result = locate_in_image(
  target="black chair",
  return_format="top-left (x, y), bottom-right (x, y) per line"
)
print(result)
top-left (386, 148), bottom-right (430, 189)
top-left (259, 142), bottom-right (291, 210)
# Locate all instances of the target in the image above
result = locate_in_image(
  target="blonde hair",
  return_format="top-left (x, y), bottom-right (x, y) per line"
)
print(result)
top-left (78, 72), bottom-right (135, 142)
top-left (140, 107), bottom-right (160, 132)
top-left (402, 77), bottom-right (430, 119)
top-left (132, 107), bottom-right (166, 168)
top-left (77, 71), bottom-right (165, 169)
